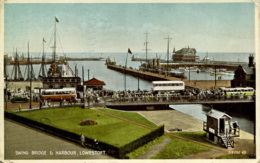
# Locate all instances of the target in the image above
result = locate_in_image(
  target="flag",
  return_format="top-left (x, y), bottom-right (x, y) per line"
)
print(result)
top-left (55, 17), bottom-right (59, 23)
top-left (128, 48), bottom-right (132, 54)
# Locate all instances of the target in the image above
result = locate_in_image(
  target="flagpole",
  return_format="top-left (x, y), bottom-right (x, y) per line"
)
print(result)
top-left (124, 52), bottom-right (128, 91)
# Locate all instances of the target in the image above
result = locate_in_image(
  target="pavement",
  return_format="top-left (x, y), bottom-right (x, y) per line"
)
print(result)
top-left (4, 107), bottom-right (256, 160)
top-left (138, 109), bottom-right (256, 158)
top-left (4, 120), bottom-right (113, 160)
top-left (138, 110), bottom-right (203, 132)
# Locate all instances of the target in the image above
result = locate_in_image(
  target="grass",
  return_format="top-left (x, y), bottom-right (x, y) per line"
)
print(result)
top-left (126, 135), bottom-right (211, 159)
top-left (96, 108), bottom-right (157, 128)
top-left (126, 135), bottom-right (167, 159)
top-left (172, 131), bottom-right (219, 146)
top-left (152, 136), bottom-right (211, 159)
top-left (15, 107), bottom-right (153, 147)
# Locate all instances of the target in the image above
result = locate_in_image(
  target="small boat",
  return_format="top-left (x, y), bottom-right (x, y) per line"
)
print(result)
top-left (169, 70), bottom-right (185, 77)
top-left (186, 66), bottom-right (201, 72)
top-left (210, 72), bottom-right (222, 76)
top-left (225, 71), bottom-right (235, 76)
top-left (200, 67), bottom-right (213, 73)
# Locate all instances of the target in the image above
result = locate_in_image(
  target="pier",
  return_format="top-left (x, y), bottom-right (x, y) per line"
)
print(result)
top-left (107, 64), bottom-right (231, 90)
top-left (161, 60), bottom-right (246, 71)
top-left (10, 60), bottom-right (64, 65)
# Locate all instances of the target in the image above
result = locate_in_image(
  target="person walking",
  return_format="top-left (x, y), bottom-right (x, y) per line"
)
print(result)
top-left (40, 100), bottom-right (42, 109)
top-left (80, 134), bottom-right (85, 147)
top-left (233, 121), bottom-right (240, 135)
top-left (19, 104), bottom-right (22, 112)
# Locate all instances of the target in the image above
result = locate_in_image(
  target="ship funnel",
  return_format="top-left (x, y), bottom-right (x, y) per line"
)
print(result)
top-left (157, 59), bottom-right (160, 67)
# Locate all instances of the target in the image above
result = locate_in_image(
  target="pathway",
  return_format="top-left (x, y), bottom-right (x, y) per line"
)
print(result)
top-left (138, 138), bottom-right (171, 159)
top-left (4, 120), bottom-right (113, 160)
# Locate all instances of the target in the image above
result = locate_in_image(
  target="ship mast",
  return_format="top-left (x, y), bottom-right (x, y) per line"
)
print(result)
top-left (52, 17), bottom-right (59, 75)
top-left (164, 36), bottom-right (172, 76)
top-left (11, 48), bottom-right (23, 81)
top-left (27, 42), bottom-right (30, 80)
top-left (39, 38), bottom-right (47, 77)
top-left (54, 17), bottom-right (57, 63)
top-left (143, 31), bottom-right (150, 68)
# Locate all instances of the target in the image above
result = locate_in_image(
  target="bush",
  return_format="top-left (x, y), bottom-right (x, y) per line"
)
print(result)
top-left (79, 119), bottom-right (98, 126)
top-left (118, 125), bottom-right (164, 158)
top-left (11, 97), bottom-right (29, 103)
top-left (5, 110), bottom-right (164, 159)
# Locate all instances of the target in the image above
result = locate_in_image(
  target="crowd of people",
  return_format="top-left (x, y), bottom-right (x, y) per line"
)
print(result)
top-left (14, 87), bottom-right (254, 109)
top-left (107, 88), bottom-right (254, 103)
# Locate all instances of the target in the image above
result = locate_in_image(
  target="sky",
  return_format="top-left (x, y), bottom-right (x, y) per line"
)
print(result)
top-left (4, 2), bottom-right (255, 54)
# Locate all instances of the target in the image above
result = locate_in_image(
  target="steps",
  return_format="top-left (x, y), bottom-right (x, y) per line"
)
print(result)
top-left (221, 136), bottom-right (234, 148)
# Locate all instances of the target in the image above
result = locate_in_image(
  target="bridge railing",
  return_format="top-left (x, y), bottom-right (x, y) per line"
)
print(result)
top-left (106, 94), bottom-right (255, 104)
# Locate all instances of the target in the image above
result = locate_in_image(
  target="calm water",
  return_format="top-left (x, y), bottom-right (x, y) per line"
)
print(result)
top-left (6, 52), bottom-right (255, 134)
top-left (170, 105), bottom-right (254, 134)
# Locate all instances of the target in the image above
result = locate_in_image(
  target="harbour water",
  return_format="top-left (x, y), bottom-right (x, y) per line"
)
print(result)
top-left (5, 52), bottom-right (255, 134)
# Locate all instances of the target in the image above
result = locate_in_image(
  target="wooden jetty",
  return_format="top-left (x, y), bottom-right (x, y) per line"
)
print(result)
top-left (107, 64), bottom-right (231, 90)
top-left (64, 57), bottom-right (105, 61)
top-left (10, 60), bottom-right (64, 65)
top-left (9, 57), bottom-right (105, 65)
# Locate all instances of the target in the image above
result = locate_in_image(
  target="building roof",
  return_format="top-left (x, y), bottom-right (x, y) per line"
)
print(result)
top-left (242, 65), bottom-right (254, 75)
top-left (175, 48), bottom-right (197, 55)
top-left (84, 78), bottom-right (106, 86)
top-left (207, 110), bottom-right (232, 119)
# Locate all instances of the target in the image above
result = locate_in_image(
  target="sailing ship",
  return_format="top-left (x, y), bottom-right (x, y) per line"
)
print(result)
top-left (138, 34), bottom-right (185, 78)
top-left (39, 17), bottom-right (81, 89)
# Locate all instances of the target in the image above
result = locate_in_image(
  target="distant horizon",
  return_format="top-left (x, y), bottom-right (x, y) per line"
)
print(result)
top-left (4, 51), bottom-right (256, 55)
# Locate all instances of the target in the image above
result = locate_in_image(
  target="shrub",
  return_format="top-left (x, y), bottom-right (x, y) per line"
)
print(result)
top-left (79, 119), bottom-right (98, 126)
top-left (118, 125), bottom-right (164, 158)
top-left (5, 110), bottom-right (164, 159)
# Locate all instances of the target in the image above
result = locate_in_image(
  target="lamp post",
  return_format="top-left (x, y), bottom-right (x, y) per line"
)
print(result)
top-left (30, 59), bottom-right (32, 109)
top-left (5, 78), bottom-right (8, 110)
top-left (214, 65), bottom-right (217, 89)
top-left (39, 88), bottom-right (42, 109)
top-left (125, 48), bottom-right (132, 91)
top-left (189, 66), bottom-right (191, 82)
top-left (82, 66), bottom-right (85, 109)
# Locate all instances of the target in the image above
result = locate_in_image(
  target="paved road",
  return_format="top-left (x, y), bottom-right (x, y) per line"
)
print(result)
top-left (4, 120), bottom-right (113, 160)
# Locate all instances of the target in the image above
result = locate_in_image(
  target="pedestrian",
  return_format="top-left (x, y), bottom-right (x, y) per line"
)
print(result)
top-left (19, 104), bottom-right (22, 112)
top-left (60, 98), bottom-right (63, 106)
top-left (44, 100), bottom-right (47, 106)
top-left (80, 134), bottom-right (85, 147)
top-left (40, 100), bottom-right (42, 109)
top-left (233, 121), bottom-right (239, 135)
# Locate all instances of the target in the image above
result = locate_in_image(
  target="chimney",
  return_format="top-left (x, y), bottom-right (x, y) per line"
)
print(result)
top-left (248, 54), bottom-right (254, 67)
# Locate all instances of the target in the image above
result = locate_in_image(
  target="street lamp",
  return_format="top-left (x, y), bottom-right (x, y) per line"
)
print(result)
top-left (5, 77), bottom-right (8, 110)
